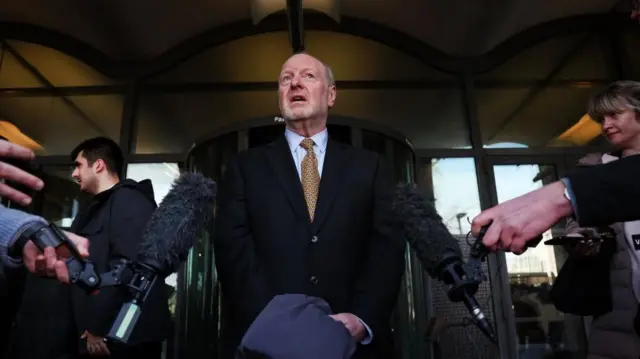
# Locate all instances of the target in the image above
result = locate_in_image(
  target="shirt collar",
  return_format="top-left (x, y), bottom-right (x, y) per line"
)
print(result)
top-left (284, 127), bottom-right (328, 154)
top-left (602, 153), bottom-right (619, 164)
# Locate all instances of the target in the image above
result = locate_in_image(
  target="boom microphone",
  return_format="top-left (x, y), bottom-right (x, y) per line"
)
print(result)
top-left (106, 171), bottom-right (217, 343)
top-left (138, 171), bottom-right (217, 276)
top-left (392, 183), bottom-right (497, 344)
top-left (9, 172), bottom-right (216, 344)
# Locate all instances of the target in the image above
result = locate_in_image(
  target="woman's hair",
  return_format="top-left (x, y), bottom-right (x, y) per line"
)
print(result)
top-left (587, 80), bottom-right (640, 123)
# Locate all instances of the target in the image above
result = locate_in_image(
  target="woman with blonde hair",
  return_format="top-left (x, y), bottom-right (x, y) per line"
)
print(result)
top-left (559, 80), bottom-right (640, 359)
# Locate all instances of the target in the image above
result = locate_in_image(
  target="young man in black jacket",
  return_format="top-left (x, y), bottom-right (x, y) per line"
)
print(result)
top-left (67, 137), bottom-right (172, 359)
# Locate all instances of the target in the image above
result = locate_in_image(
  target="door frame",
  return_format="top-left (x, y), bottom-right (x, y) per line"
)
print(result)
top-left (480, 154), bottom-right (587, 359)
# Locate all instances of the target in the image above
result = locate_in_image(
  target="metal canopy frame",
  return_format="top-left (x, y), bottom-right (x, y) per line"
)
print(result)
top-left (0, 5), bottom-right (637, 358)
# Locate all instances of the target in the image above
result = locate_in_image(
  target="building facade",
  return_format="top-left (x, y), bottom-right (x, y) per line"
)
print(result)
top-left (0, 3), bottom-right (639, 359)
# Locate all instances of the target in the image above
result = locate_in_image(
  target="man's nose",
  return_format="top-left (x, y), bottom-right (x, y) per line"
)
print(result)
top-left (290, 74), bottom-right (302, 87)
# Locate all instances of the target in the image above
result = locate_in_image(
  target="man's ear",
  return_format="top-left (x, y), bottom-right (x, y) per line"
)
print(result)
top-left (93, 159), bottom-right (106, 173)
top-left (327, 86), bottom-right (336, 108)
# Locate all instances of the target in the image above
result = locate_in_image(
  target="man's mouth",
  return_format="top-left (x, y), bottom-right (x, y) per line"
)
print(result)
top-left (289, 95), bottom-right (307, 104)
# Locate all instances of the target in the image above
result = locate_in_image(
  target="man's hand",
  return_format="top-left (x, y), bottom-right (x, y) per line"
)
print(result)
top-left (23, 231), bottom-right (89, 283)
top-left (330, 313), bottom-right (366, 342)
top-left (0, 140), bottom-right (44, 205)
top-left (81, 330), bottom-right (110, 356)
top-left (471, 181), bottom-right (574, 254)
top-left (562, 233), bottom-right (603, 257)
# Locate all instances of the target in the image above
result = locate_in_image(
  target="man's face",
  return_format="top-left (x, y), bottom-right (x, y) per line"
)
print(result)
top-left (601, 109), bottom-right (640, 149)
top-left (278, 54), bottom-right (336, 122)
top-left (71, 152), bottom-right (98, 194)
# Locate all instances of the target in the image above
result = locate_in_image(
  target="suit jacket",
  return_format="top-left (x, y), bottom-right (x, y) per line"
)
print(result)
top-left (565, 153), bottom-right (640, 226)
top-left (236, 294), bottom-right (356, 359)
top-left (214, 134), bottom-right (406, 359)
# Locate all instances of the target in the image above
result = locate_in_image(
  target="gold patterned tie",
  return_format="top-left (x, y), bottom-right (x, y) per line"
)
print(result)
top-left (300, 138), bottom-right (320, 221)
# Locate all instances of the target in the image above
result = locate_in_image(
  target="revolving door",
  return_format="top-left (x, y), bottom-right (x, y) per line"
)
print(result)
top-left (176, 118), bottom-right (427, 359)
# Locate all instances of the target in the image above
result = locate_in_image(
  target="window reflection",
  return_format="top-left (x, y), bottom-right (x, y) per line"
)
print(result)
top-left (493, 164), bottom-right (584, 358)
top-left (126, 163), bottom-right (181, 205)
top-left (429, 158), bottom-right (481, 235)
top-left (419, 158), bottom-right (498, 358)
top-left (181, 132), bottom-right (237, 359)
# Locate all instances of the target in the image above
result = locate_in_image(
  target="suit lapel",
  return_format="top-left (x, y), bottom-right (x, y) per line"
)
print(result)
top-left (266, 136), bottom-right (311, 225)
top-left (312, 140), bottom-right (352, 232)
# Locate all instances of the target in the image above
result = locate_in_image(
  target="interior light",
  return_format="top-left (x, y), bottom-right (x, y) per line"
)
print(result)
top-left (0, 120), bottom-right (44, 151)
top-left (554, 114), bottom-right (601, 146)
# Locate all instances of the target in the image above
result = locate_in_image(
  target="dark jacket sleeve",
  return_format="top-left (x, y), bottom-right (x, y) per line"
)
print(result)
top-left (350, 156), bottom-right (406, 340)
top-left (214, 156), bottom-right (274, 323)
top-left (566, 154), bottom-right (640, 226)
top-left (85, 188), bottom-right (155, 335)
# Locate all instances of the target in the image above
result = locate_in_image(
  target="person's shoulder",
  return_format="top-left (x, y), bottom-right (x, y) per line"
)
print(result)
top-left (110, 180), bottom-right (156, 209)
top-left (344, 144), bottom-right (386, 165)
top-left (576, 152), bottom-right (606, 167)
top-left (232, 137), bottom-right (282, 163)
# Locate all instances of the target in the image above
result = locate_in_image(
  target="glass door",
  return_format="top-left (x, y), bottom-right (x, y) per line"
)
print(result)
top-left (486, 156), bottom-right (588, 359)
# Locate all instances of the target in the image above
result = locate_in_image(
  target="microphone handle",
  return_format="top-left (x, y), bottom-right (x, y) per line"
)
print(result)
top-left (470, 225), bottom-right (543, 263)
top-left (25, 222), bottom-right (101, 293)
top-left (462, 291), bottom-right (498, 344)
top-left (106, 262), bottom-right (160, 344)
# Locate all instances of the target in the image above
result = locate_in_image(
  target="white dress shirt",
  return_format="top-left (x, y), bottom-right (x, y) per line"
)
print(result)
top-left (284, 128), bottom-right (374, 345)
top-left (285, 128), bottom-right (328, 178)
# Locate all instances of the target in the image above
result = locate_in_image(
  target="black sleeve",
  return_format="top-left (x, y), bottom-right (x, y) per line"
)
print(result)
top-left (213, 156), bottom-right (274, 323)
top-left (350, 156), bottom-right (406, 339)
top-left (566, 154), bottom-right (640, 226)
top-left (85, 188), bottom-right (155, 336)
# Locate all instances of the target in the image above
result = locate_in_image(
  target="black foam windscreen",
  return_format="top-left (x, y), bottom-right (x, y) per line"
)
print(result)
top-left (137, 171), bottom-right (217, 275)
top-left (392, 183), bottom-right (463, 276)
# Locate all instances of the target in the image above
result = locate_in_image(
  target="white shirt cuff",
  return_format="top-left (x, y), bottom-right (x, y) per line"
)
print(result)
top-left (356, 316), bottom-right (373, 345)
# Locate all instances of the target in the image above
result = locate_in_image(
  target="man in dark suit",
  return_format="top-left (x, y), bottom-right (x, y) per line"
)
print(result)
top-left (214, 53), bottom-right (406, 359)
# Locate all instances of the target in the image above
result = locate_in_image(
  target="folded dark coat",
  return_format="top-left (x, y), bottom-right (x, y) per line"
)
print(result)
top-left (236, 294), bottom-right (356, 359)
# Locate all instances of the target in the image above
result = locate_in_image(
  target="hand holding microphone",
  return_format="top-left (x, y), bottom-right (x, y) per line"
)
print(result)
top-left (22, 230), bottom-right (89, 283)
top-left (0, 204), bottom-right (90, 284)
top-left (470, 181), bottom-right (573, 254)
top-left (10, 171), bottom-right (216, 347)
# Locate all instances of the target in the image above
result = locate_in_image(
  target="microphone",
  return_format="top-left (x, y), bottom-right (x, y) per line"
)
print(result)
top-left (392, 183), bottom-right (498, 344)
top-left (12, 172), bottom-right (216, 344)
top-left (0, 205), bottom-right (98, 290)
top-left (105, 171), bottom-right (216, 343)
